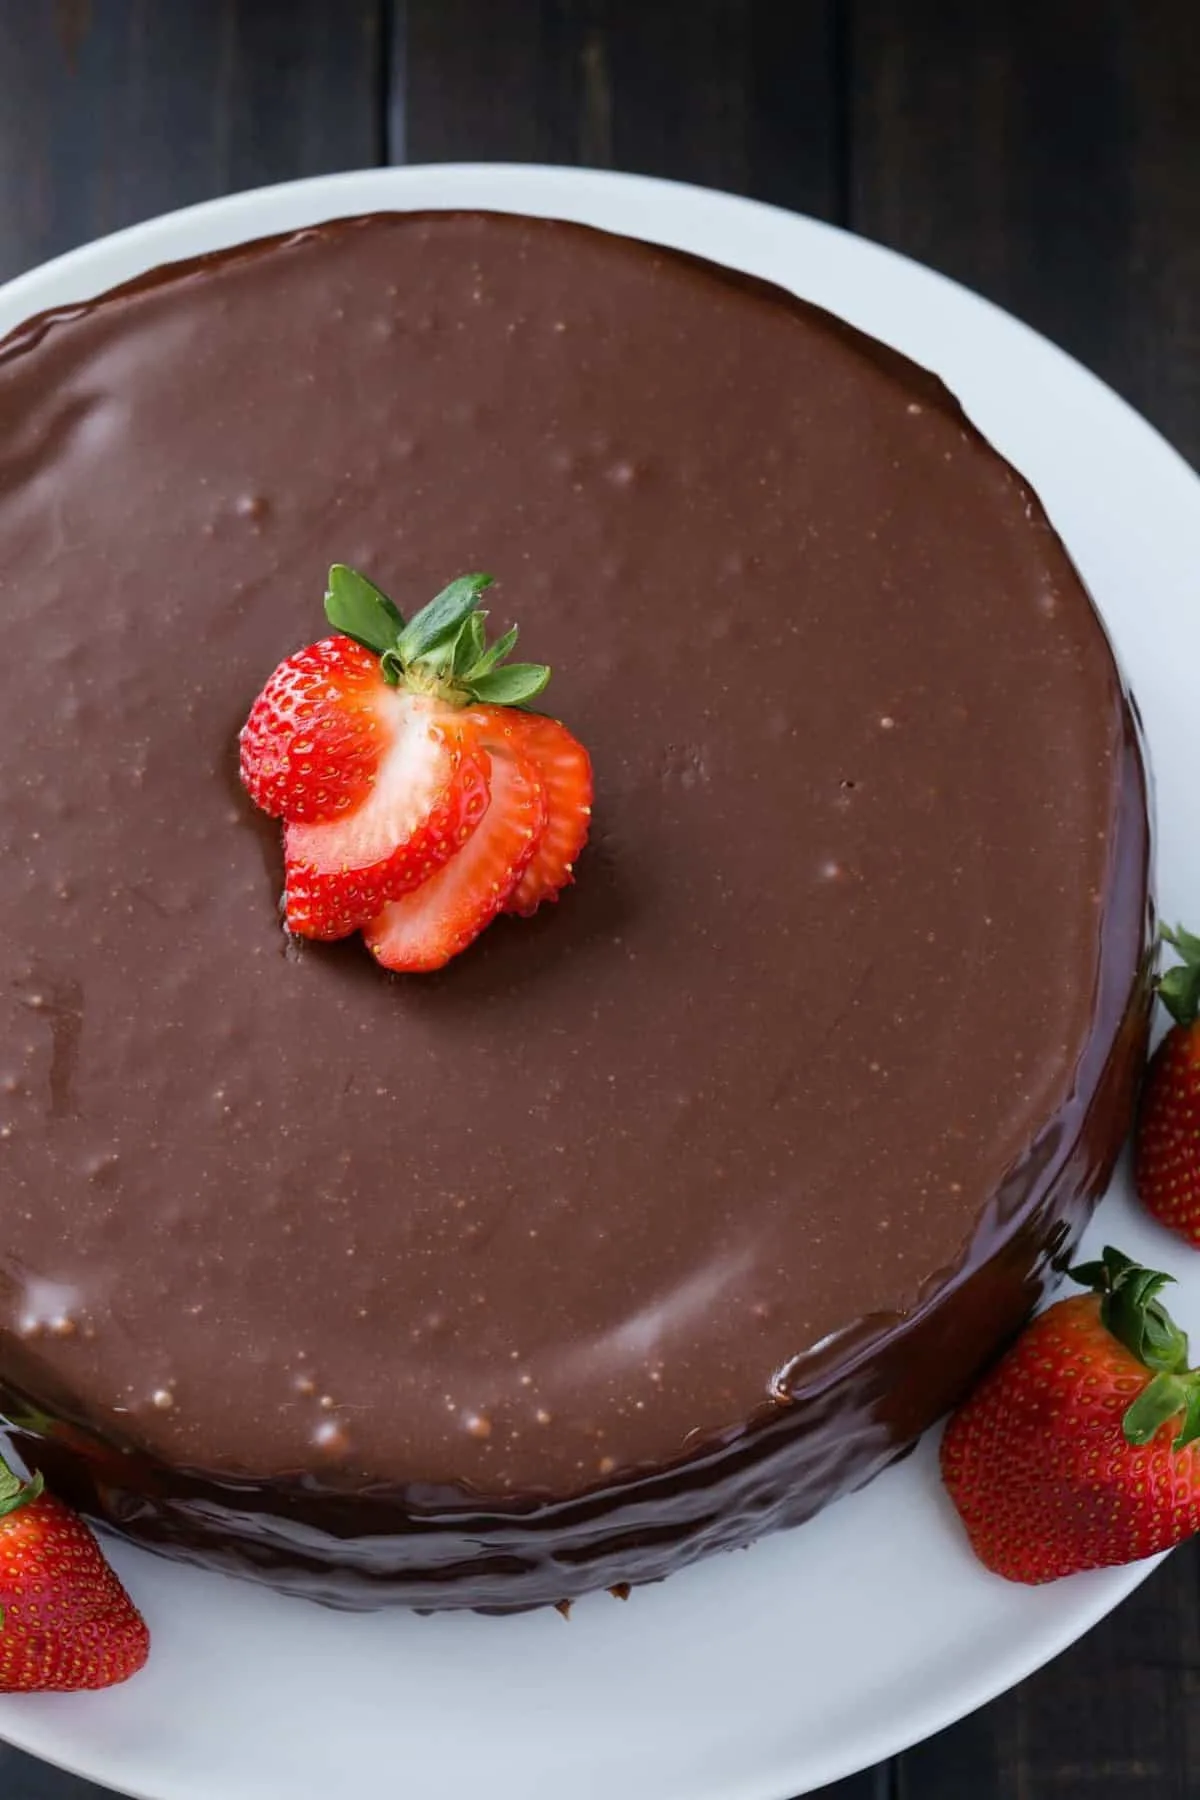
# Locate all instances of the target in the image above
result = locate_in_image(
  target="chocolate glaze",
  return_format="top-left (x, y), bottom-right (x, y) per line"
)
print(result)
top-left (0, 212), bottom-right (1150, 1608)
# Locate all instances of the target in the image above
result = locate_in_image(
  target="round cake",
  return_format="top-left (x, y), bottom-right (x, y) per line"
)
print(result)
top-left (0, 211), bottom-right (1150, 1610)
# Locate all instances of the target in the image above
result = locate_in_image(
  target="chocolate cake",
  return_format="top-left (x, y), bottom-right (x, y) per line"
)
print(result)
top-left (0, 211), bottom-right (1150, 1609)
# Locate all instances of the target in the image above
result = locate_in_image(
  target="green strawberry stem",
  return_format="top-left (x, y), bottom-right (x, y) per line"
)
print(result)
top-left (0, 1448), bottom-right (43, 1520)
top-left (1157, 923), bottom-right (1200, 1028)
top-left (1070, 1246), bottom-right (1200, 1448)
top-left (323, 565), bottom-right (550, 710)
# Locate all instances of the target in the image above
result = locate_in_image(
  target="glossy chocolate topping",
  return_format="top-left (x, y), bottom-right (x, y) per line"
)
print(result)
top-left (0, 212), bottom-right (1149, 1607)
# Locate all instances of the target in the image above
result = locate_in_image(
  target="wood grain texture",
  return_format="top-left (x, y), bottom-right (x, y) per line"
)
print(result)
top-left (399, 0), bottom-right (842, 218)
top-left (896, 1540), bottom-right (1200, 1798)
top-left (0, 0), bottom-right (383, 283)
top-left (816, 1766), bottom-right (895, 1799)
top-left (0, 1741), bottom-right (119, 1796)
top-left (850, 0), bottom-right (1200, 464)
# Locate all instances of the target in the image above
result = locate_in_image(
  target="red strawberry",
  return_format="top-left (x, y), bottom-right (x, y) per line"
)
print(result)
top-left (365, 744), bottom-right (547, 972)
top-left (239, 635), bottom-right (386, 824)
top-left (283, 708), bottom-right (490, 939)
top-left (1135, 924), bottom-right (1200, 1243)
top-left (940, 1247), bottom-right (1200, 1583)
top-left (469, 710), bottom-right (593, 917)
top-left (240, 565), bottom-right (592, 970)
top-left (0, 1453), bottom-right (149, 1691)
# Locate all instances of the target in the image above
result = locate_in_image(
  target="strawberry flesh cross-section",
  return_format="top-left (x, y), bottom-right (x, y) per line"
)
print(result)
top-left (365, 745), bottom-right (547, 972)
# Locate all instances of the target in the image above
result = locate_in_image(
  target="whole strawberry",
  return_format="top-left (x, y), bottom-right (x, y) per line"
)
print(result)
top-left (940, 1247), bottom-right (1200, 1583)
top-left (1135, 923), bottom-right (1200, 1243)
top-left (0, 1452), bottom-right (149, 1691)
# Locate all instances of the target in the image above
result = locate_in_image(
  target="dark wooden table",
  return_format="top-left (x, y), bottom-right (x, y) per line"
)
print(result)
top-left (1, 3), bottom-right (1198, 1796)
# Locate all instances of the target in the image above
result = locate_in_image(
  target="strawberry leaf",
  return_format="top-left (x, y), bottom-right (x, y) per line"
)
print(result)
top-left (1139, 1296), bottom-right (1190, 1371)
top-left (325, 565), bottom-right (405, 654)
top-left (398, 574), bottom-right (493, 665)
top-left (1176, 1382), bottom-right (1200, 1450)
top-left (1122, 1371), bottom-right (1189, 1446)
top-left (452, 611), bottom-right (488, 676)
top-left (1072, 1245), bottom-right (1189, 1373)
top-left (318, 565), bottom-right (554, 713)
top-left (0, 1452), bottom-right (43, 1518)
top-left (468, 663), bottom-right (552, 707)
top-left (1073, 1248), bottom-right (1200, 1453)
top-left (1069, 1259), bottom-right (1116, 1290)
top-left (465, 624), bottom-right (519, 681)
top-left (1163, 922), bottom-right (1200, 962)
top-left (1158, 923), bottom-right (1200, 1027)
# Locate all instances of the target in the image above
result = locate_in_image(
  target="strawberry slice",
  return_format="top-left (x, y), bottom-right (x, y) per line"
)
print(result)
top-left (365, 745), bottom-right (547, 972)
top-left (284, 703), bottom-right (490, 940)
top-left (240, 636), bottom-right (386, 824)
top-left (475, 710), bottom-right (593, 916)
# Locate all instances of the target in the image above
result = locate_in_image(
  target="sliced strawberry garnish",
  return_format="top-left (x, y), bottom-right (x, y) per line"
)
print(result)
top-left (364, 746), bottom-right (547, 972)
top-left (239, 635), bottom-right (386, 824)
top-left (241, 564), bottom-right (591, 970)
top-left (470, 710), bottom-right (593, 916)
top-left (284, 702), bottom-right (490, 939)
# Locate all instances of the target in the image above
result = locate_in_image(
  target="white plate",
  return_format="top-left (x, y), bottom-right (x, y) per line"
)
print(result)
top-left (1, 164), bottom-right (1198, 1800)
